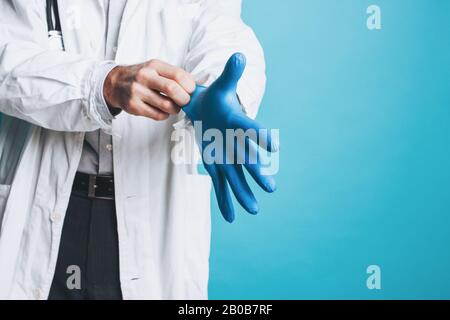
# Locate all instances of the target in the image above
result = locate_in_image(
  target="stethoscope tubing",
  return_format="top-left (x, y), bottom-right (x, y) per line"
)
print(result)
top-left (46, 0), bottom-right (61, 32)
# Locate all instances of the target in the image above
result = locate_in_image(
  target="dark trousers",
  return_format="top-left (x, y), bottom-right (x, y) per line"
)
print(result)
top-left (48, 190), bottom-right (122, 300)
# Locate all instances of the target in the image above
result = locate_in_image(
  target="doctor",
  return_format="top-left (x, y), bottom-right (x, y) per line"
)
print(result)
top-left (0, 0), bottom-right (266, 300)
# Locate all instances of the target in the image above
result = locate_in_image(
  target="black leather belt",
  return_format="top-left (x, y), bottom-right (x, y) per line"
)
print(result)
top-left (72, 172), bottom-right (115, 200)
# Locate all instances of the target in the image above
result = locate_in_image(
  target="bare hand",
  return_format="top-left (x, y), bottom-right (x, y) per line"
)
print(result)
top-left (103, 60), bottom-right (196, 120)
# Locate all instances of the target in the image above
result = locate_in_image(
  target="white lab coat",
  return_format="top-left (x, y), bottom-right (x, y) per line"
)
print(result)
top-left (0, 0), bottom-right (265, 299)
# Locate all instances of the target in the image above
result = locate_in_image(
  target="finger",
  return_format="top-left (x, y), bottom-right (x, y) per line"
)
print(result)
top-left (135, 83), bottom-right (181, 115)
top-left (127, 98), bottom-right (170, 121)
top-left (214, 53), bottom-right (246, 92)
top-left (243, 139), bottom-right (277, 193)
top-left (204, 163), bottom-right (235, 223)
top-left (231, 113), bottom-right (279, 152)
top-left (222, 164), bottom-right (258, 215)
top-left (146, 75), bottom-right (191, 107)
top-left (147, 59), bottom-right (196, 94)
top-left (182, 85), bottom-right (207, 118)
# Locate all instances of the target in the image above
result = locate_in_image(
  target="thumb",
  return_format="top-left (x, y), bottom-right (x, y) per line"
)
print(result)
top-left (215, 53), bottom-right (246, 92)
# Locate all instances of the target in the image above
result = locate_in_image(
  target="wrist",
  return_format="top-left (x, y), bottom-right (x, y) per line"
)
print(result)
top-left (103, 65), bottom-right (123, 109)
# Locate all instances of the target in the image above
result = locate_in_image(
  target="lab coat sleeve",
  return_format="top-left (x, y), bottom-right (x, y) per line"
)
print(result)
top-left (184, 0), bottom-right (266, 119)
top-left (0, 0), bottom-right (113, 132)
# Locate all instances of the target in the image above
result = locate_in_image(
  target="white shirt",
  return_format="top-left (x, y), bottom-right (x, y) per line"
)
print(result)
top-left (78, 0), bottom-right (128, 175)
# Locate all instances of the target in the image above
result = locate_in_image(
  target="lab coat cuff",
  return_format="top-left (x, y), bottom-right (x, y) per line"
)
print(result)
top-left (94, 61), bottom-right (119, 123)
top-left (83, 61), bottom-right (117, 133)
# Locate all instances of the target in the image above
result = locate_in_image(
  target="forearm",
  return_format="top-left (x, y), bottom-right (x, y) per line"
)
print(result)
top-left (0, 0), bottom-right (117, 132)
top-left (0, 40), bottom-right (117, 132)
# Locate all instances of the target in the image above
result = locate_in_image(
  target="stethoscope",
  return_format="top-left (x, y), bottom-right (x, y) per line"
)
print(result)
top-left (46, 0), bottom-right (65, 50)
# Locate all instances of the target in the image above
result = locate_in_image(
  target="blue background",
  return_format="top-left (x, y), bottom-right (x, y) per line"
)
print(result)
top-left (209, 0), bottom-right (450, 299)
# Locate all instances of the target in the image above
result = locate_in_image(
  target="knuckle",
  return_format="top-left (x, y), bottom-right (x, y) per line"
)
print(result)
top-left (164, 81), bottom-right (178, 95)
top-left (177, 94), bottom-right (189, 107)
top-left (146, 59), bottom-right (159, 69)
top-left (130, 83), bottom-right (140, 95)
top-left (136, 68), bottom-right (147, 81)
top-left (161, 100), bottom-right (173, 111)
top-left (181, 95), bottom-right (190, 105)
top-left (173, 69), bottom-right (187, 82)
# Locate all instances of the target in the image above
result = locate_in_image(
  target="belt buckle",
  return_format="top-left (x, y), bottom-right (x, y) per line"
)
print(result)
top-left (88, 175), bottom-right (114, 200)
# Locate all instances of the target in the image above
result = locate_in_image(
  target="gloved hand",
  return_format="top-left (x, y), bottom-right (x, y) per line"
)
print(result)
top-left (183, 53), bottom-right (278, 223)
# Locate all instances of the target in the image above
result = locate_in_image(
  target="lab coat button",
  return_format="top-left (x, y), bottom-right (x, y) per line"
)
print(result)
top-left (106, 144), bottom-right (113, 151)
top-left (50, 212), bottom-right (62, 223)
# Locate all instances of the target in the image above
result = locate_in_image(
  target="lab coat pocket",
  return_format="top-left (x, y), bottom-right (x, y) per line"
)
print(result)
top-left (184, 174), bottom-right (212, 299)
top-left (0, 184), bottom-right (11, 227)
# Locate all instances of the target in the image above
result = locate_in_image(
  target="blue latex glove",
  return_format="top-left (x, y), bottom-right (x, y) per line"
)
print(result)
top-left (183, 53), bottom-right (278, 223)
